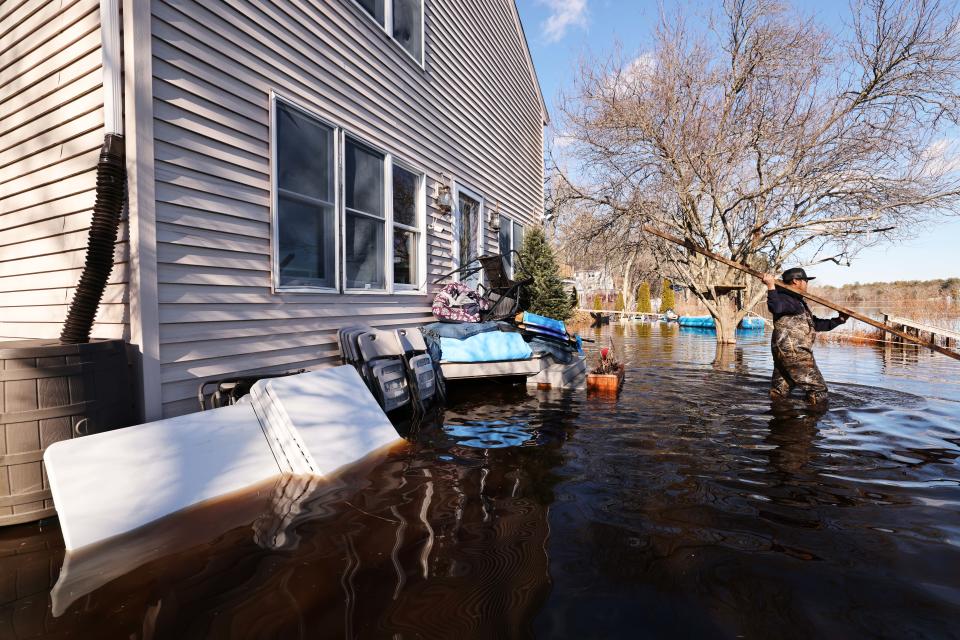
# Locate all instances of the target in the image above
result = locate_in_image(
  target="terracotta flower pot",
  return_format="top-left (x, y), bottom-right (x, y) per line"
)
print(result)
top-left (586, 364), bottom-right (625, 394)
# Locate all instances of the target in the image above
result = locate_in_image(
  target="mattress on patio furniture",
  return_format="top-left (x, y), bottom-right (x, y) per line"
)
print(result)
top-left (440, 331), bottom-right (532, 363)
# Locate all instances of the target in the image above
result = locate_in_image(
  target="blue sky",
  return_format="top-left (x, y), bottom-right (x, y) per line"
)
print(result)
top-left (515, 0), bottom-right (960, 286)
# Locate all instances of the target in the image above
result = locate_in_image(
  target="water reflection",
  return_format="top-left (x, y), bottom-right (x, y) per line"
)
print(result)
top-left (442, 420), bottom-right (535, 448)
top-left (1, 325), bottom-right (958, 639)
top-left (765, 403), bottom-right (823, 474)
top-left (712, 341), bottom-right (749, 374)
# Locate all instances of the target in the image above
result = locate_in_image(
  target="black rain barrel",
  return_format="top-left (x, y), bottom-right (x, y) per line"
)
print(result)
top-left (0, 338), bottom-right (134, 527)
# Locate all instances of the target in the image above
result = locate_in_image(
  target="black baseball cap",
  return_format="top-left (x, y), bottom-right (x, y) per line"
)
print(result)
top-left (781, 267), bottom-right (815, 282)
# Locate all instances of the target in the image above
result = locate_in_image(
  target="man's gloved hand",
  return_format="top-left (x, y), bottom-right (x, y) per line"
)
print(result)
top-left (838, 313), bottom-right (849, 323)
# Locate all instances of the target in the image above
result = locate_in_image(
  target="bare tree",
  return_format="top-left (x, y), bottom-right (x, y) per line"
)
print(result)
top-left (552, 0), bottom-right (960, 342)
top-left (554, 200), bottom-right (661, 310)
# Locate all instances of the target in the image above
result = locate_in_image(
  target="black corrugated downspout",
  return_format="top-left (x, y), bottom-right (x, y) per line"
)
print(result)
top-left (60, 134), bottom-right (126, 344)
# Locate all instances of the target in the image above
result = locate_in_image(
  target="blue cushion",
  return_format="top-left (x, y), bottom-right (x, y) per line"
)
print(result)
top-left (440, 332), bottom-right (533, 363)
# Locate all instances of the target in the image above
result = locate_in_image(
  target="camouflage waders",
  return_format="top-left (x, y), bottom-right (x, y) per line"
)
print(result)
top-left (770, 307), bottom-right (828, 404)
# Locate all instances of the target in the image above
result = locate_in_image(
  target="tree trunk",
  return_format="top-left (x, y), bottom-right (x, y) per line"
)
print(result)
top-left (710, 292), bottom-right (741, 344)
top-left (621, 253), bottom-right (635, 312)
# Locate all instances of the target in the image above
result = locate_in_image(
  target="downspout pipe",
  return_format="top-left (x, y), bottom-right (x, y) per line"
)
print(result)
top-left (60, 0), bottom-right (126, 344)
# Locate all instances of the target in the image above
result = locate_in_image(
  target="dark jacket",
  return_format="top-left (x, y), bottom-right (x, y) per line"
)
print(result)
top-left (767, 290), bottom-right (844, 332)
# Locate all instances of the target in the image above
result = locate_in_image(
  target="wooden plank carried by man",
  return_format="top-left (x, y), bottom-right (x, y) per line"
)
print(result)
top-left (641, 224), bottom-right (960, 363)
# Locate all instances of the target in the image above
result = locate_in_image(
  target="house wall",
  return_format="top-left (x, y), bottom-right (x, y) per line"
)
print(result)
top-left (0, 0), bottom-right (128, 341)
top-left (149, 0), bottom-right (545, 416)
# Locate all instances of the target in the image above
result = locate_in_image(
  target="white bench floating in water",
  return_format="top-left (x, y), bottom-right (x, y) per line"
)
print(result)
top-left (440, 358), bottom-right (543, 379)
top-left (440, 353), bottom-right (587, 389)
top-left (45, 366), bottom-right (402, 552)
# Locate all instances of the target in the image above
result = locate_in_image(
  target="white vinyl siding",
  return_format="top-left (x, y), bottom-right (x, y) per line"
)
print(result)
top-left (149, 0), bottom-right (544, 416)
top-left (0, 0), bottom-right (128, 341)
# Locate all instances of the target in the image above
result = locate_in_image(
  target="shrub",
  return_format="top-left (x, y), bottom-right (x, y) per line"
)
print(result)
top-left (636, 281), bottom-right (652, 313)
top-left (659, 279), bottom-right (676, 312)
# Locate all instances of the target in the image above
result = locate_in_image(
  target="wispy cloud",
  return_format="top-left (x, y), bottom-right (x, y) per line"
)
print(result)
top-left (538, 0), bottom-right (588, 43)
top-left (922, 138), bottom-right (960, 176)
top-left (603, 52), bottom-right (654, 97)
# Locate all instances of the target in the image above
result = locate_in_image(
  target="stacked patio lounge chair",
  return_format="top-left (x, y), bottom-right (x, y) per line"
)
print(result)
top-left (338, 326), bottom-right (439, 414)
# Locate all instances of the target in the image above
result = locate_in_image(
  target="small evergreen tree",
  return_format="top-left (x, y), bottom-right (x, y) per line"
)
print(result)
top-left (636, 281), bottom-right (652, 313)
top-left (659, 279), bottom-right (676, 312)
top-left (593, 295), bottom-right (603, 311)
top-left (615, 292), bottom-right (625, 311)
top-left (518, 227), bottom-right (573, 320)
top-left (570, 286), bottom-right (579, 309)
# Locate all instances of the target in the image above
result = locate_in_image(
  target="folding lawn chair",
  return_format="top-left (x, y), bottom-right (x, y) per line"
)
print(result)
top-left (196, 370), bottom-right (305, 411)
top-left (432, 251), bottom-right (533, 322)
top-left (476, 251), bottom-right (534, 321)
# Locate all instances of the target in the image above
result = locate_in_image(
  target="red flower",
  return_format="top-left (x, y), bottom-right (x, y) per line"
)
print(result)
top-left (601, 347), bottom-right (609, 359)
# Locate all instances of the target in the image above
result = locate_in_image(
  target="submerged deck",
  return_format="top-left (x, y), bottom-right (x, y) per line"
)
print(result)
top-left (884, 314), bottom-right (960, 348)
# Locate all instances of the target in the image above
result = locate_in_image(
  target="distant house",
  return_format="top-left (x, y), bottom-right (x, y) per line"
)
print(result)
top-left (1, 0), bottom-right (548, 418)
top-left (574, 269), bottom-right (615, 299)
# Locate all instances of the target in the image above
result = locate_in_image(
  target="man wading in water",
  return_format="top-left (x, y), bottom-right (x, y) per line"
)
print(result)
top-left (762, 268), bottom-right (848, 405)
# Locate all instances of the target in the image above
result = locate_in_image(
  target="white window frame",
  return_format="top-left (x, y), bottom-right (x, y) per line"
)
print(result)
top-left (342, 133), bottom-right (389, 294)
top-left (498, 213), bottom-right (515, 277)
top-left (498, 215), bottom-right (526, 278)
top-left (391, 160), bottom-right (427, 293)
top-left (270, 93), bottom-right (427, 295)
top-left (451, 180), bottom-right (485, 282)
top-left (270, 92), bottom-right (341, 294)
top-left (349, 0), bottom-right (425, 68)
top-left (340, 132), bottom-right (427, 295)
top-left (511, 219), bottom-right (525, 257)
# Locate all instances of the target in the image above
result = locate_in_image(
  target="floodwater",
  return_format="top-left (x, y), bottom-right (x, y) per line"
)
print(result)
top-left (3, 324), bottom-right (960, 639)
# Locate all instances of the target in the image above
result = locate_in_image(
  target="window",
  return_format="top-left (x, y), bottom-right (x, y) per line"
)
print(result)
top-left (275, 101), bottom-right (336, 289)
top-left (357, 0), bottom-right (385, 25)
top-left (392, 0), bottom-right (423, 61)
top-left (512, 220), bottom-right (525, 254)
top-left (392, 165), bottom-right (421, 287)
top-left (352, 0), bottom-right (423, 63)
top-left (498, 215), bottom-right (512, 264)
top-left (272, 95), bottom-right (425, 294)
top-left (344, 139), bottom-right (385, 290)
top-left (498, 215), bottom-right (525, 276)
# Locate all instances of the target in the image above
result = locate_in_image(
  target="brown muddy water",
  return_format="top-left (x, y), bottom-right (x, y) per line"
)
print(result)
top-left (3, 324), bottom-right (960, 639)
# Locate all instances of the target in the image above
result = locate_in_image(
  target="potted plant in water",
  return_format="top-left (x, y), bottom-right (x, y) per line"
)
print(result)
top-left (586, 346), bottom-right (625, 393)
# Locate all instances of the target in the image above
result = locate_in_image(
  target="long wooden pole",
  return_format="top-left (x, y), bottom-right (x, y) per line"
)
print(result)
top-left (642, 225), bottom-right (960, 362)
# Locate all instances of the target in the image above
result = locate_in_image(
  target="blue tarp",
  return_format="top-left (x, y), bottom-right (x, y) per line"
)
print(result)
top-left (440, 331), bottom-right (533, 363)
